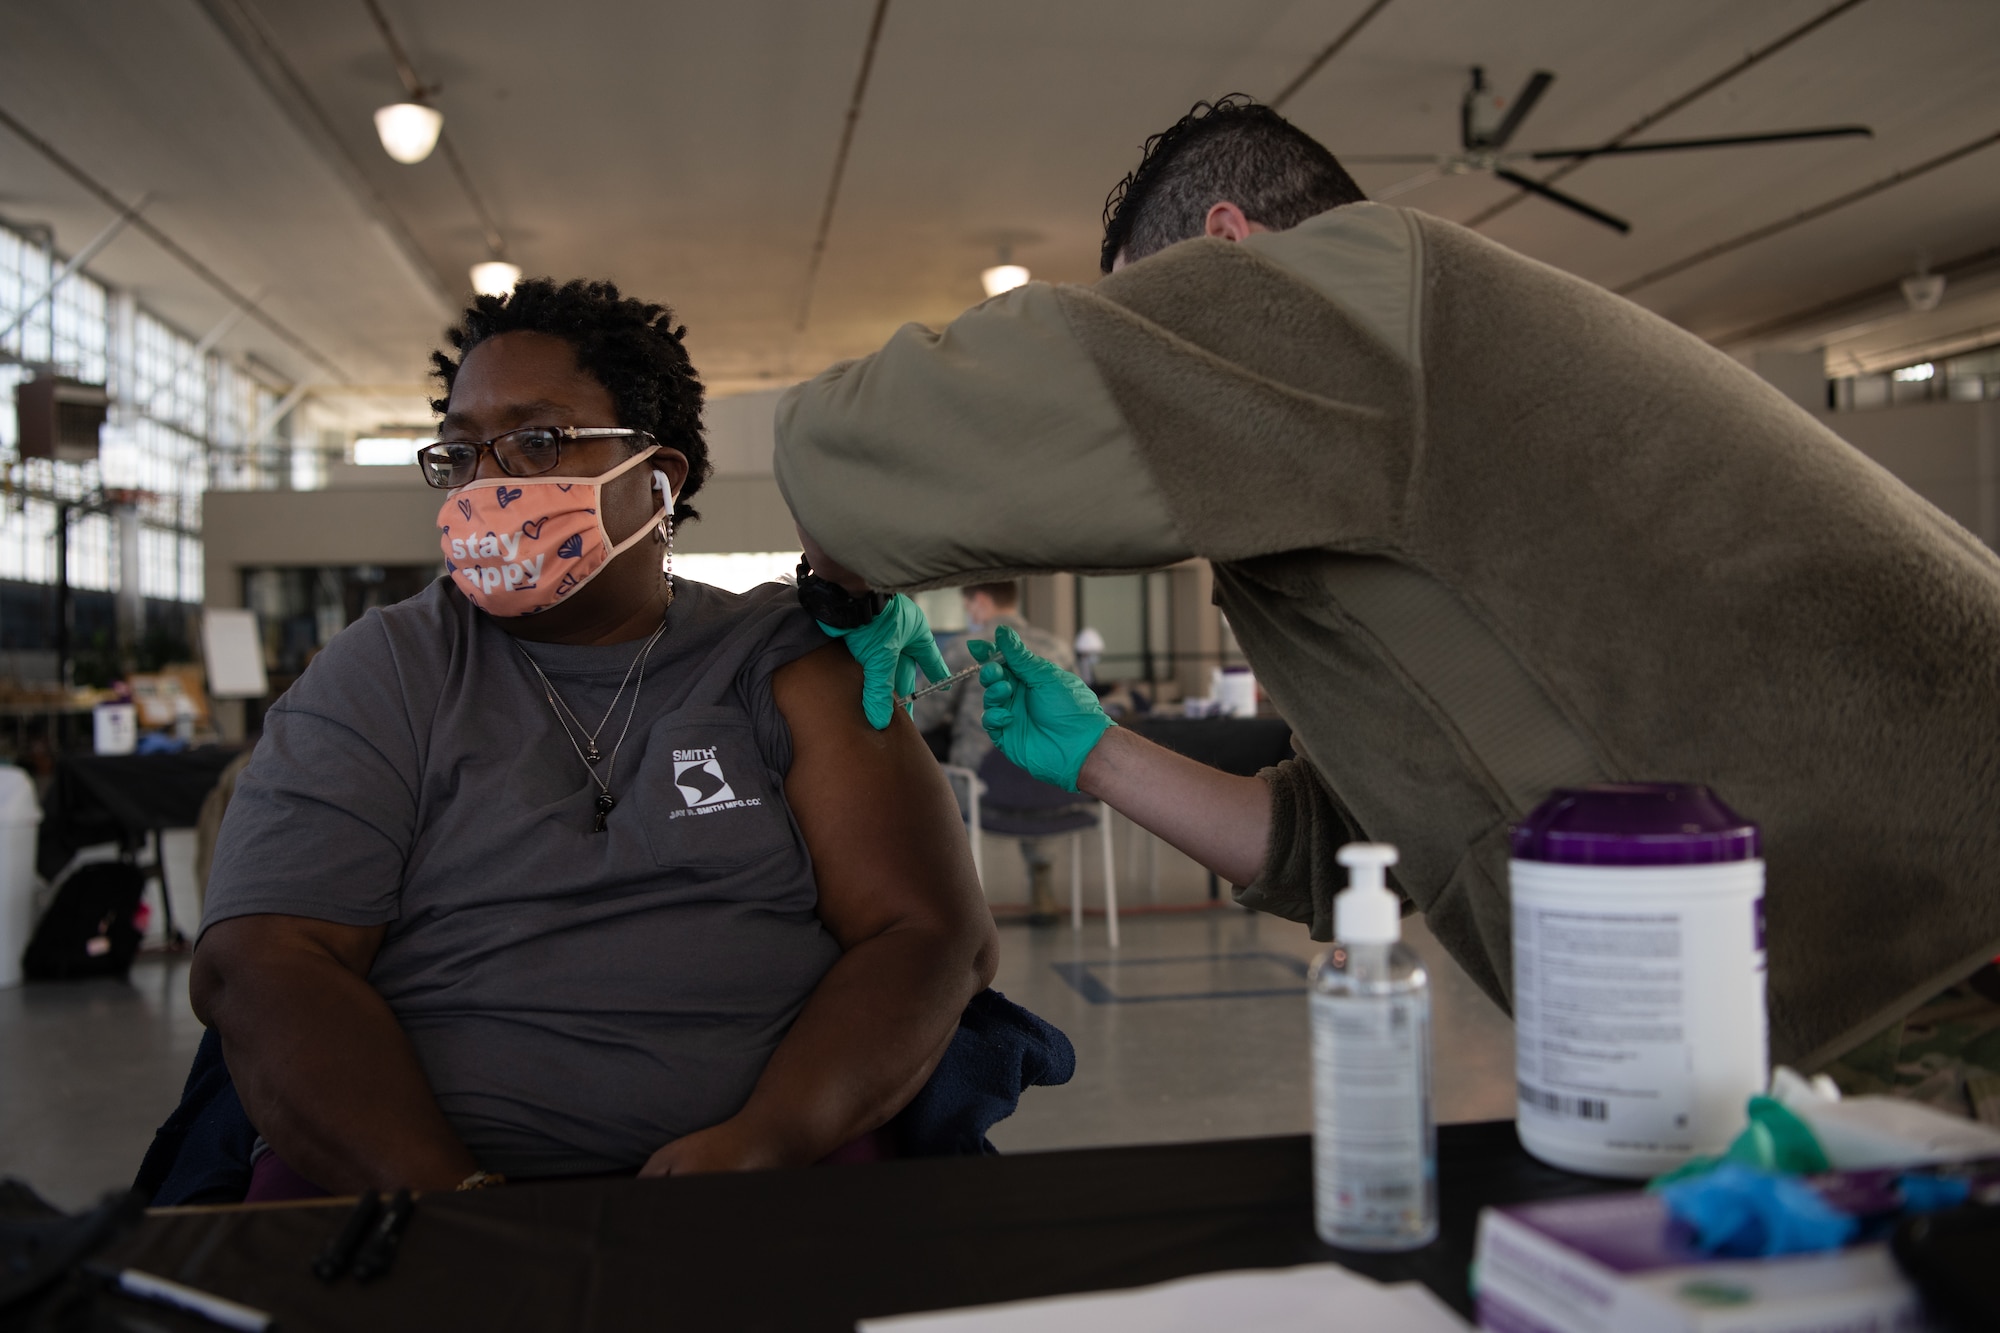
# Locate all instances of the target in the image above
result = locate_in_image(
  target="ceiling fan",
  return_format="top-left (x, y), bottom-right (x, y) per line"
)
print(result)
top-left (1344, 67), bottom-right (1872, 234)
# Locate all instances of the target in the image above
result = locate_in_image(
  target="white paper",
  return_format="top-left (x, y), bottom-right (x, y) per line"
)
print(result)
top-left (858, 1264), bottom-right (1469, 1333)
top-left (201, 608), bottom-right (269, 700)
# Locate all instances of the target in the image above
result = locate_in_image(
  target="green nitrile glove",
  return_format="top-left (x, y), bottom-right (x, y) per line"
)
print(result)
top-left (968, 625), bottom-right (1115, 793)
top-left (817, 593), bottom-right (952, 730)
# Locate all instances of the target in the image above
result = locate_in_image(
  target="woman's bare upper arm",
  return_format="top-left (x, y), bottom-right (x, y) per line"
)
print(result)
top-left (771, 644), bottom-right (989, 951)
top-left (190, 914), bottom-right (388, 1021)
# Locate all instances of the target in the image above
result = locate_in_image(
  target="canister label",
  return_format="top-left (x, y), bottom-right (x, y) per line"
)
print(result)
top-left (1513, 907), bottom-right (1695, 1154)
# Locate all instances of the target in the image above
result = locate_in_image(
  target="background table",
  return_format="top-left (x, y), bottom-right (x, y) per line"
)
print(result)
top-left (1125, 715), bottom-right (1294, 778)
top-left (1126, 716), bottom-right (1295, 898)
top-left (34, 747), bottom-right (243, 942)
top-left (101, 1122), bottom-right (1622, 1332)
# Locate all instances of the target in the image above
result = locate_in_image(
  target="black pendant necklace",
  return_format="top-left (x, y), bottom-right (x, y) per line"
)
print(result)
top-left (516, 606), bottom-right (670, 833)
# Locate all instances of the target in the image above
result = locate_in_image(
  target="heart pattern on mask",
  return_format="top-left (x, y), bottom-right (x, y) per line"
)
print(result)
top-left (556, 483), bottom-right (574, 492)
top-left (557, 533), bottom-right (583, 560)
top-left (520, 517), bottom-right (547, 540)
top-left (496, 486), bottom-right (523, 508)
top-left (457, 498), bottom-right (474, 520)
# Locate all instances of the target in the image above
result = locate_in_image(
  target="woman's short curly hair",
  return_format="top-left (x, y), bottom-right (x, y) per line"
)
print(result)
top-left (430, 278), bottom-right (710, 522)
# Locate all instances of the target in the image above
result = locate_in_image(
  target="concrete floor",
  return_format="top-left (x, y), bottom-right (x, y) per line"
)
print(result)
top-left (0, 829), bottom-right (1515, 1211)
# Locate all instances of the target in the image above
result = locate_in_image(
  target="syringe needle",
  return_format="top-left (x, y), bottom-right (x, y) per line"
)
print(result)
top-left (896, 662), bottom-right (982, 707)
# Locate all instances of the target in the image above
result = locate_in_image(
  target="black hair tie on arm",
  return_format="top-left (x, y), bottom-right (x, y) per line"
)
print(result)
top-left (795, 557), bottom-right (888, 629)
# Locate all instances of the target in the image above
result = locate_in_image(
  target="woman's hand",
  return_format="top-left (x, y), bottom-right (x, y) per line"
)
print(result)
top-left (637, 1118), bottom-right (789, 1177)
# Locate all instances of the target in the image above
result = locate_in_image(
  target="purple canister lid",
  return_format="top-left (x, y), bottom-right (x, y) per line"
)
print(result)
top-left (1511, 784), bottom-right (1760, 866)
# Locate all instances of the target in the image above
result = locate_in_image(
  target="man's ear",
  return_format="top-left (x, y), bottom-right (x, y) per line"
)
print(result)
top-left (1204, 201), bottom-right (1262, 243)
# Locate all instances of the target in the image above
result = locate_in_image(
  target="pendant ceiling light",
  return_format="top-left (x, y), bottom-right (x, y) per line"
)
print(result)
top-left (374, 102), bottom-right (443, 164)
top-left (980, 242), bottom-right (1030, 298)
top-left (980, 262), bottom-right (1029, 298)
top-left (470, 261), bottom-right (522, 298)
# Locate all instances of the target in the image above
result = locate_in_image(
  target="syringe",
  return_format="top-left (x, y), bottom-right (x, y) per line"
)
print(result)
top-left (896, 661), bottom-right (983, 708)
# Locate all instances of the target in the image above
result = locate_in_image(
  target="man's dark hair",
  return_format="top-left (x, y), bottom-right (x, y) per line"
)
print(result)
top-left (1100, 95), bottom-right (1366, 274)
top-left (963, 580), bottom-right (1019, 608)
top-left (430, 277), bottom-right (710, 521)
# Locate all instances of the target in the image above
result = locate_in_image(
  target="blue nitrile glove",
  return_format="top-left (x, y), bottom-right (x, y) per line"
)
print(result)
top-left (1661, 1164), bottom-right (1858, 1258)
top-left (968, 625), bottom-right (1115, 793)
top-left (817, 593), bottom-right (952, 730)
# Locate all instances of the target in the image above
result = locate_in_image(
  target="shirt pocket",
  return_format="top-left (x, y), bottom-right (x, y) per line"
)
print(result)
top-left (635, 707), bottom-right (798, 870)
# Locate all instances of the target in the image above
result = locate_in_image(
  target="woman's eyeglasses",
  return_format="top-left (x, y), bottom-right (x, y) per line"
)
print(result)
top-left (417, 427), bottom-right (654, 489)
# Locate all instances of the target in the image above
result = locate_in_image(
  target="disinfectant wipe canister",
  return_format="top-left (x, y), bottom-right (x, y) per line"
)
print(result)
top-left (1510, 785), bottom-right (1767, 1179)
top-left (1311, 843), bottom-right (1437, 1250)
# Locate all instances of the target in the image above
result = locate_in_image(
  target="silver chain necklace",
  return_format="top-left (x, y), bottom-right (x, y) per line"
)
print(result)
top-left (531, 619), bottom-right (659, 767)
top-left (515, 607), bottom-right (670, 833)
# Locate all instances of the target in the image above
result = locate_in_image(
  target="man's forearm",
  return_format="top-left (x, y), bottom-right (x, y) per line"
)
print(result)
top-left (1078, 726), bottom-right (1271, 886)
top-left (722, 926), bottom-right (990, 1166)
top-left (198, 945), bottom-right (476, 1192)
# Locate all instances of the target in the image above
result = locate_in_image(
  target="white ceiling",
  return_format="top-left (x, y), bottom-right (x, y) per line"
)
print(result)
top-left (2, 0), bottom-right (1996, 425)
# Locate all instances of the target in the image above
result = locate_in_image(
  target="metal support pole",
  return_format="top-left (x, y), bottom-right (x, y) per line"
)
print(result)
top-left (116, 501), bottom-right (143, 665)
top-left (54, 500), bottom-right (72, 691)
top-left (1138, 572), bottom-right (1153, 685)
top-left (0, 194), bottom-right (148, 347)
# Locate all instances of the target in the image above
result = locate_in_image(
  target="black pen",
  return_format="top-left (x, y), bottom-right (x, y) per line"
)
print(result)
top-left (349, 1188), bottom-right (415, 1283)
top-left (314, 1189), bottom-right (382, 1281)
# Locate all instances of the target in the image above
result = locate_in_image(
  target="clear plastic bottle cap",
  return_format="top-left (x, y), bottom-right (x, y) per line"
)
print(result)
top-left (1335, 842), bottom-right (1400, 944)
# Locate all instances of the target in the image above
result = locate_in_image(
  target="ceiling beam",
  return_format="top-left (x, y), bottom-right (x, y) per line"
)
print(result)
top-left (192, 0), bottom-right (457, 313)
top-left (1615, 127), bottom-right (2000, 297)
top-left (1712, 243), bottom-right (2000, 350)
top-left (1271, 0), bottom-right (1396, 111)
top-left (0, 101), bottom-right (349, 383)
top-left (0, 193), bottom-right (147, 347)
top-left (795, 0), bottom-right (892, 336)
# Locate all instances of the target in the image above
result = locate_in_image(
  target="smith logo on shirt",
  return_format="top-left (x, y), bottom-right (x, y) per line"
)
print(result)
top-left (668, 746), bottom-right (762, 819)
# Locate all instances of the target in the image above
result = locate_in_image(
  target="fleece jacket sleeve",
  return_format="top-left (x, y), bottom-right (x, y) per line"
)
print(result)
top-left (1238, 753), bottom-right (1371, 943)
top-left (773, 282), bottom-right (1189, 592)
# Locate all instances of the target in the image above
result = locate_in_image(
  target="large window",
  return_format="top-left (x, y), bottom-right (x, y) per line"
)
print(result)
top-left (0, 218), bottom-right (274, 619)
top-left (1830, 343), bottom-right (2000, 411)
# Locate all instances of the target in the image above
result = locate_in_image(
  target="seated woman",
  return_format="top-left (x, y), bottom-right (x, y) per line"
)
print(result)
top-left (190, 279), bottom-right (1000, 1194)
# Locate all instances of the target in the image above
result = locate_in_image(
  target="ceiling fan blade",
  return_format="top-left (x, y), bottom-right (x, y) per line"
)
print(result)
top-left (1493, 168), bottom-right (1631, 234)
top-left (1340, 154), bottom-right (1450, 164)
top-left (1527, 125), bottom-right (1872, 160)
top-left (1488, 70), bottom-right (1554, 151)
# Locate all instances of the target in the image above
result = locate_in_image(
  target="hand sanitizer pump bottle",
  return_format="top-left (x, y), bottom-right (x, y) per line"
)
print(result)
top-left (1309, 842), bottom-right (1437, 1251)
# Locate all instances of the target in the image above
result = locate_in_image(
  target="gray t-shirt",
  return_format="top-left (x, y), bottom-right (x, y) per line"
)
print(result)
top-left (202, 577), bottom-right (838, 1177)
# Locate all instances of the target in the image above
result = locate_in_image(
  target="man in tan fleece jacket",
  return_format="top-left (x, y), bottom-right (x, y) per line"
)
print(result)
top-left (775, 97), bottom-right (2000, 1072)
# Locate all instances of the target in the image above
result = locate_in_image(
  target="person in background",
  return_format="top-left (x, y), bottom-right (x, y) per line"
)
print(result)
top-left (779, 95), bottom-right (2000, 1074)
top-left (912, 583), bottom-right (1073, 924)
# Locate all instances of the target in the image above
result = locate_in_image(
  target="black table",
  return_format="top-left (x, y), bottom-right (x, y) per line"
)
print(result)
top-left (1126, 715), bottom-right (1295, 778)
top-left (34, 747), bottom-right (244, 941)
top-left (1127, 716), bottom-right (1295, 899)
top-left (104, 1123), bottom-right (1621, 1332)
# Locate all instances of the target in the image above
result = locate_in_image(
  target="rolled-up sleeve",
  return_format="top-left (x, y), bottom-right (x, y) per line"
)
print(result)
top-left (1237, 753), bottom-right (1378, 942)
